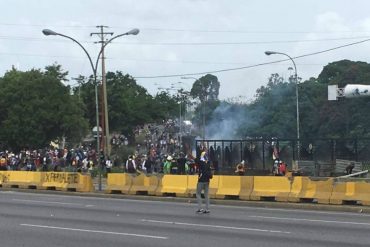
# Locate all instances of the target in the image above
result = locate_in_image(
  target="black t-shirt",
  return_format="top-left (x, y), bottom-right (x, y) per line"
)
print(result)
top-left (198, 161), bottom-right (212, 183)
top-left (177, 157), bottom-right (186, 168)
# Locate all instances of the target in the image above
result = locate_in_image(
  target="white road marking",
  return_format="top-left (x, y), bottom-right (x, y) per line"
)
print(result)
top-left (141, 219), bottom-right (291, 234)
top-left (13, 199), bottom-right (94, 207)
top-left (20, 224), bottom-right (168, 240)
top-left (215, 204), bottom-right (370, 217)
top-left (249, 215), bottom-right (370, 226)
top-left (5, 191), bottom-right (369, 218)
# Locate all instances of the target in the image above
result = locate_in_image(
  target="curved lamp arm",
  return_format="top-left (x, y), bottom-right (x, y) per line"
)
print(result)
top-left (265, 51), bottom-right (297, 81)
top-left (42, 29), bottom-right (97, 81)
top-left (94, 28), bottom-right (140, 73)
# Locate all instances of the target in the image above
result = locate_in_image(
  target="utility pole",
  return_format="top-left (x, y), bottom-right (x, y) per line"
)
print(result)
top-left (91, 26), bottom-right (113, 159)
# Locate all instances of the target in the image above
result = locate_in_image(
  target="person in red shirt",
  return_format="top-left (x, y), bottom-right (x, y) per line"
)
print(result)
top-left (278, 161), bottom-right (287, 176)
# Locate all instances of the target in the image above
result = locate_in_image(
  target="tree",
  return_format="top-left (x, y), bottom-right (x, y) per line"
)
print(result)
top-left (236, 60), bottom-right (370, 140)
top-left (239, 73), bottom-right (296, 138)
top-left (190, 74), bottom-right (220, 101)
top-left (316, 60), bottom-right (370, 138)
top-left (189, 74), bottom-right (221, 135)
top-left (318, 60), bottom-right (370, 87)
top-left (105, 71), bottom-right (179, 138)
top-left (153, 91), bottom-right (179, 120)
top-left (0, 65), bottom-right (88, 151)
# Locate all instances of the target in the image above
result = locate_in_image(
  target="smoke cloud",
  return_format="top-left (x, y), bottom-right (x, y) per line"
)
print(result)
top-left (204, 102), bottom-right (256, 140)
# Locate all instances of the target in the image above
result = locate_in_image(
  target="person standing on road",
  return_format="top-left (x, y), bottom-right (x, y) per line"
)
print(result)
top-left (196, 149), bottom-right (212, 214)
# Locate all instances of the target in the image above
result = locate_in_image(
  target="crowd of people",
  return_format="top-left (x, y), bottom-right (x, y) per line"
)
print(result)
top-left (0, 147), bottom-right (99, 173)
top-left (119, 120), bottom-right (198, 175)
top-left (0, 120), bottom-right (289, 177)
top-left (0, 119), bottom-right (198, 175)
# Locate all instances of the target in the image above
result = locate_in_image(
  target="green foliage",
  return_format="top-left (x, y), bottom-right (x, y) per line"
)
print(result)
top-left (0, 65), bottom-right (88, 151)
top-left (4, 59), bottom-right (370, 152)
top-left (189, 74), bottom-right (221, 130)
top-left (78, 71), bottom-right (180, 140)
top-left (240, 73), bottom-right (297, 138)
top-left (318, 59), bottom-right (370, 87)
top-left (190, 74), bottom-right (220, 101)
top-left (238, 61), bottom-right (370, 140)
top-left (106, 71), bottom-right (177, 137)
top-left (153, 91), bottom-right (179, 119)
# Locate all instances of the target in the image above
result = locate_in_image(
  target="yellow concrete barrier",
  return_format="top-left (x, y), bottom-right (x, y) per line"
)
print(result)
top-left (330, 180), bottom-right (370, 206)
top-left (129, 174), bottom-right (159, 195)
top-left (187, 175), bottom-right (198, 197)
top-left (42, 172), bottom-right (94, 192)
top-left (215, 176), bottom-right (253, 200)
top-left (78, 173), bottom-right (94, 192)
top-left (187, 175), bottom-right (219, 198)
top-left (106, 173), bottom-right (132, 194)
top-left (250, 176), bottom-right (291, 202)
top-left (156, 175), bottom-right (188, 197)
top-left (289, 177), bottom-right (333, 204)
top-left (0, 171), bottom-right (8, 186)
top-left (2, 171), bottom-right (43, 189)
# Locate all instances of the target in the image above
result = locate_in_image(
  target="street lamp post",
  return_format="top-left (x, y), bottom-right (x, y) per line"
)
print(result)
top-left (265, 51), bottom-right (300, 160)
top-left (43, 28), bottom-right (139, 190)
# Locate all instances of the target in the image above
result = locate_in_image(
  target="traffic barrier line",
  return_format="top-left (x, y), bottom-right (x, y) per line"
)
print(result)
top-left (330, 180), bottom-right (370, 206)
top-left (0, 171), bottom-right (8, 187)
top-left (0, 171), bottom-right (43, 189)
top-left (0, 171), bottom-right (94, 192)
top-left (215, 176), bottom-right (253, 200)
top-left (289, 177), bottom-right (333, 204)
top-left (250, 176), bottom-right (291, 202)
top-left (42, 172), bottom-right (94, 192)
top-left (129, 174), bottom-right (159, 195)
top-left (155, 175), bottom-right (188, 197)
top-left (106, 173), bottom-right (132, 194)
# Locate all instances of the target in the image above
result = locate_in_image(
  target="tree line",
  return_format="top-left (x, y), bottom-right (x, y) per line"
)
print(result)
top-left (1, 59), bottom-right (370, 152)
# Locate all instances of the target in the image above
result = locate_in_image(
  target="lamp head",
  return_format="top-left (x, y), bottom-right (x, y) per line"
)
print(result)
top-left (127, 28), bottom-right (140, 35)
top-left (264, 51), bottom-right (276, 56)
top-left (42, 29), bottom-right (58, 36)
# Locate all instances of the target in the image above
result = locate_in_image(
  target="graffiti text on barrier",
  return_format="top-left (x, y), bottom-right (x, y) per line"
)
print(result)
top-left (0, 173), bottom-right (10, 183)
top-left (45, 173), bottom-right (78, 184)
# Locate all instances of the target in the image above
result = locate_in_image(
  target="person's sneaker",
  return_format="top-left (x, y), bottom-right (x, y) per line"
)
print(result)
top-left (196, 209), bottom-right (204, 213)
top-left (202, 210), bottom-right (210, 214)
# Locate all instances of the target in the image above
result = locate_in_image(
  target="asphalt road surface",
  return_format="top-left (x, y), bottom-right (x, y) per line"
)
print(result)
top-left (0, 191), bottom-right (369, 247)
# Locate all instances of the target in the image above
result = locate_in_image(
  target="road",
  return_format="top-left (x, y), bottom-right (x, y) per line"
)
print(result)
top-left (0, 191), bottom-right (369, 247)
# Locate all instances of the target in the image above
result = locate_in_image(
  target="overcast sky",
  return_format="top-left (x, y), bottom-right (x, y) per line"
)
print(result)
top-left (2, 0), bottom-right (370, 101)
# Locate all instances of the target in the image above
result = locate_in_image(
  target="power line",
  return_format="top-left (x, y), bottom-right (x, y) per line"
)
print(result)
top-left (0, 35), bottom-right (94, 44)
top-left (1, 22), bottom-right (370, 35)
top-left (0, 23), bottom-right (95, 28)
top-left (0, 51), bottom-right (326, 67)
top-left (1, 35), bottom-right (370, 46)
top-left (117, 36), bottom-right (370, 46)
top-left (2, 37), bottom-right (367, 70)
top-left (134, 37), bottom-right (370, 79)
